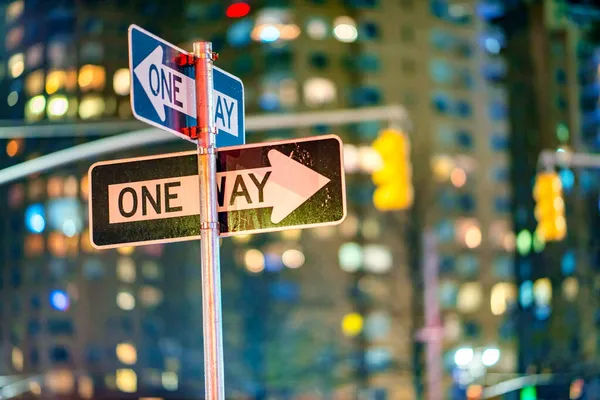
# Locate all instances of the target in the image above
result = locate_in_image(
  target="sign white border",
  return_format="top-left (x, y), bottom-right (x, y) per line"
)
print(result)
top-left (88, 134), bottom-right (347, 249)
top-left (128, 24), bottom-right (245, 145)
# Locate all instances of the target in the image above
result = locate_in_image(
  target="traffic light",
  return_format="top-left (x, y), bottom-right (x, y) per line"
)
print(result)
top-left (371, 128), bottom-right (413, 211)
top-left (520, 385), bottom-right (537, 400)
top-left (533, 171), bottom-right (566, 241)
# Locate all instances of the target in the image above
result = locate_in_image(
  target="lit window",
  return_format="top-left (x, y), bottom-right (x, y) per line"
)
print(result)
top-left (45, 369), bottom-right (74, 394)
top-left (279, 24), bottom-right (300, 40)
top-left (141, 260), bottom-right (162, 280)
top-left (341, 312), bottom-right (363, 336)
top-left (139, 286), bottom-right (163, 307)
top-left (339, 242), bottom-right (362, 272)
top-left (430, 59), bottom-right (453, 84)
top-left (6, 26), bottom-right (24, 50)
top-left (251, 24), bottom-right (280, 42)
top-left (48, 41), bottom-right (69, 68)
top-left (6, 139), bottom-right (19, 157)
top-left (79, 95), bottom-right (105, 119)
top-left (46, 70), bottom-right (67, 94)
top-left (244, 249), bottom-right (264, 273)
top-left (116, 291), bottom-right (135, 311)
top-left (6, 0), bottom-right (24, 23)
top-left (78, 376), bottom-right (94, 399)
top-left (362, 218), bottom-right (381, 239)
top-left (438, 281), bottom-right (458, 309)
top-left (12, 347), bottom-right (23, 371)
top-left (561, 251), bottom-right (576, 276)
top-left (26, 43), bottom-right (44, 69)
top-left (456, 219), bottom-right (482, 249)
top-left (490, 282), bottom-right (516, 315)
top-left (47, 176), bottom-right (63, 198)
top-left (363, 245), bottom-right (392, 274)
top-left (306, 18), bottom-right (328, 40)
top-left (8, 53), bottom-right (24, 78)
top-left (431, 155), bottom-right (454, 182)
top-left (25, 234), bottom-right (44, 257)
top-left (343, 144), bottom-right (359, 173)
top-left (533, 278), bottom-right (552, 306)
top-left (117, 258), bottom-right (136, 283)
top-left (113, 68), bottom-right (130, 96)
top-left (162, 372), bottom-right (178, 391)
top-left (282, 249), bottom-right (305, 269)
top-left (116, 369), bottom-right (137, 393)
top-left (333, 16), bottom-right (358, 42)
top-left (358, 145), bottom-right (383, 173)
top-left (26, 182), bottom-right (43, 204)
top-left (117, 246), bottom-right (135, 256)
top-left (25, 95), bottom-right (46, 122)
top-left (47, 96), bottom-right (69, 119)
top-left (450, 168), bottom-right (467, 188)
top-left (303, 77), bottom-right (336, 107)
top-left (24, 70), bottom-right (44, 96)
top-left (25, 204), bottom-right (45, 234)
top-left (49, 290), bottom-right (70, 311)
top-left (457, 282), bottom-right (483, 313)
top-left (78, 65), bottom-right (106, 91)
top-left (279, 78), bottom-right (298, 107)
top-left (116, 343), bottom-right (137, 365)
top-left (562, 277), bottom-right (578, 301)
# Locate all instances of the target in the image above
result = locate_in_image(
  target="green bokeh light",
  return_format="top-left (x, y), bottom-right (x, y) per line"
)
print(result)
top-left (517, 230), bottom-right (532, 256)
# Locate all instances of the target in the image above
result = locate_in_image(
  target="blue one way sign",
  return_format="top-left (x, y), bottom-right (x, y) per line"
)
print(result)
top-left (128, 24), bottom-right (245, 147)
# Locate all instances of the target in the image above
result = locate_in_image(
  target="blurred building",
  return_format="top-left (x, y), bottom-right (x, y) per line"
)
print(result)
top-left (488, 0), bottom-right (600, 396)
top-left (0, 0), bottom-right (532, 399)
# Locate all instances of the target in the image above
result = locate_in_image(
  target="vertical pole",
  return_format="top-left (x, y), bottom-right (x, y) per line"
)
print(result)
top-left (193, 41), bottom-right (225, 400)
top-left (422, 230), bottom-right (443, 400)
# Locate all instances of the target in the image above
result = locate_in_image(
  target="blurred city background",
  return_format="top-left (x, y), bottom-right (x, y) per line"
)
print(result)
top-left (1, 0), bottom-right (600, 399)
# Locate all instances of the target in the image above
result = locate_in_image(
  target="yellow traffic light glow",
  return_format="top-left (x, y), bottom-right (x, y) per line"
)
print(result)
top-left (533, 172), bottom-right (566, 242)
top-left (371, 129), bottom-right (413, 211)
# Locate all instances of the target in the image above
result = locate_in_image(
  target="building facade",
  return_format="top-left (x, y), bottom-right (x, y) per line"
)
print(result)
top-left (0, 0), bottom-right (529, 398)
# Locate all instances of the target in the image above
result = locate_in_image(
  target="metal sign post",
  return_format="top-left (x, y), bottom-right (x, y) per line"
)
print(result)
top-left (193, 41), bottom-right (225, 400)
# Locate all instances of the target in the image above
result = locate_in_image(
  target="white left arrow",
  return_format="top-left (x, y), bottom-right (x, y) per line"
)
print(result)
top-left (133, 46), bottom-right (196, 121)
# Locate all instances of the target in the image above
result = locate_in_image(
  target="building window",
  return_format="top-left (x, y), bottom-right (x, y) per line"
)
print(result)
top-left (401, 58), bottom-right (416, 74)
top-left (490, 282), bottom-right (516, 315)
top-left (457, 282), bottom-right (483, 313)
top-left (303, 77), bottom-right (336, 107)
top-left (431, 92), bottom-right (451, 113)
top-left (430, 59), bottom-right (453, 84)
top-left (490, 134), bottom-right (509, 151)
top-left (356, 53), bottom-right (380, 72)
top-left (349, 86), bottom-right (382, 106)
top-left (456, 130), bottom-right (473, 150)
top-left (455, 100), bottom-right (472, 118)
top-left (400, 25), bottom-right (414, 42)
top-left (456, 255), bottom-right (478, 278)
top-left (308, 52), bottom-right (329, 69)
top-left (49, 346), bottom-right (70, 363)
top-left (439, 280), bottom-right (458, 309)
top-left (226, 19), bottom-right (253, 47)
top-left (48, 319), bottom-right (74, 336)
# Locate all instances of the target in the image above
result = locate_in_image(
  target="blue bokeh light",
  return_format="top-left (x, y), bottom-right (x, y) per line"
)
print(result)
top-left (559, 168), bottom-right (575, 192)
top-left (50, 290), bottom-right (70, 311)
top-left (25, 203), bottom-right (45, 234)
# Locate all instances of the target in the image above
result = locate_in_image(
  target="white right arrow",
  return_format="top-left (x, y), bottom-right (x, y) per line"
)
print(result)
top-left (218, 149), bottom-right (331, 223)
top-left (133, 46), bottom-right (196, 121)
